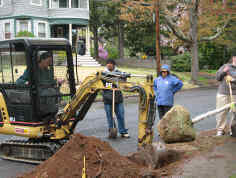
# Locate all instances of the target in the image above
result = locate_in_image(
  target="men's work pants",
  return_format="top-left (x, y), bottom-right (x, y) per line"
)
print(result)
top-left (104, 103), bottom-right (128, 134)
top-left (216, 93), bottom-right (236, 133)
top-left (158, 105), bottom-right (172, 120)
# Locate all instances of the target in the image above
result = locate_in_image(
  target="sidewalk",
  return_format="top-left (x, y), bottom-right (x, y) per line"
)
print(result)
top-left (171, 130), bottom-right (236, 178)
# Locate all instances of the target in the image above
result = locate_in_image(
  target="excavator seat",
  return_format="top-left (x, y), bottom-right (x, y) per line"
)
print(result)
top-left (5, 89), bottom-right (31, 104)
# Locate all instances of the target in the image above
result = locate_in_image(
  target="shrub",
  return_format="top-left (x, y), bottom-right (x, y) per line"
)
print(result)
top-left (171, 52), bottom-right (204, 72)
top-left (171, 52), bottom-right (192, 72)
top-left (106, 46), bottom-right (119, 60)
top-left (199, 42), bottom-right (231, 69)
top-left (90, 47), bottom-right (95, 58)
top-left (16, 31), bottom-right (34, 37)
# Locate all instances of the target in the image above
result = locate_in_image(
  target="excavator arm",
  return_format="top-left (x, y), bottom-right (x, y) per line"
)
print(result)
top-left (53, 71), bottom-right (156, 147)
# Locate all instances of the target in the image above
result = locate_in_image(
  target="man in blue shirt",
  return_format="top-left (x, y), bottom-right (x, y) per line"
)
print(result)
top-left (153, 64), bottom-right (183, 119)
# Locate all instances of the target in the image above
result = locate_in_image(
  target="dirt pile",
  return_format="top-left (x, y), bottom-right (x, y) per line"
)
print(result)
top-left (19, 134), bottom-right (152, 178)
top-left (19, 130), bottom-right (231, 178)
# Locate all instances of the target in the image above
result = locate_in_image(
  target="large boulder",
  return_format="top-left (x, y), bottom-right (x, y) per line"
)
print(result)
top-left (157, 105), bottom-right (196, 143)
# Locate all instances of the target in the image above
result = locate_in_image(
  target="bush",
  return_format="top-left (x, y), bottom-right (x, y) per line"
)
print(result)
top-left (171, 52), bottom-right (204, 72)
top-left (16, 31), bottom-right (34, 37)
top-left (90, 47), bottom-right (95, 58)
top-left (106, 46), bottom-right (119, 60)
top-left (171, 53), bottom-right (192, 72)
top-left (199, 42), bottom-right (231, 69)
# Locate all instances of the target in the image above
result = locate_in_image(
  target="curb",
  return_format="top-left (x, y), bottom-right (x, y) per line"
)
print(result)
top-left (94, 84), bottom-right (218, 103)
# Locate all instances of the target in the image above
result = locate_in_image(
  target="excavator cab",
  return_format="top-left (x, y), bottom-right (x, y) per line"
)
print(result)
top-left (0, 38), bottom-right (76, 131)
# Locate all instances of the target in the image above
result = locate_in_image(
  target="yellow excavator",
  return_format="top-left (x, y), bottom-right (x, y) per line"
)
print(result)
top-left (0, 38), bottom-right (156, 164)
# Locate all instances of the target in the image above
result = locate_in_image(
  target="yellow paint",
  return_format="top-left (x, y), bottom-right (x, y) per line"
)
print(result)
top-left (82, 156), bottom-right (86, 178)
top-left (0, 92), bottom-right (10, 124)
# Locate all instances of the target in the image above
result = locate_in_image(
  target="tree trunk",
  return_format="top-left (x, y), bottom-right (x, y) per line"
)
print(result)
top-left (189, 1), bottom-right (199, 83)
top-left (92, 26), bottom-right (99, 59)
top-left (118, 22), bottom-right (125, 59)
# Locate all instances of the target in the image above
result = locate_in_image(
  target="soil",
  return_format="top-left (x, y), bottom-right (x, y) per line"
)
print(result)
top-left (18, 130), bottom-right (233, 178)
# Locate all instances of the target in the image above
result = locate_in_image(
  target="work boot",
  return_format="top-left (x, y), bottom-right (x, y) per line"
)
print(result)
top-left (216, 130), bottom-right (224, 136)
top-left (121, 133), bottom-right (130, 138)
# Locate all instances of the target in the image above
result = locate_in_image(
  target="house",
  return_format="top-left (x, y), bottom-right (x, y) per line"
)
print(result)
top-left (0, 0), bottom-right (90, 52)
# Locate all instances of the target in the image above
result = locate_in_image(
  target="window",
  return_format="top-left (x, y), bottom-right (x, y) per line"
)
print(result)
top-left (80, 0), bottom-right (88, 9)
top-left (71, 0), bottom-right (88, 8)
top-left (59, 0), bottom-right (68, 8)
top-left (31, 0), bottom-right (42, 6)
top-left (4, 23), bottom-right (10, 39)
top-left (46, 0), bottom-right (49, 8)
top-left (72, 0), bottom-right (78, 8)
top-left (38, 23), bottom-right (46, 38)
top-left (51, 0), bottom-right (68, 8)
top-left (0, 42), bottom-right (27, 84)
top-left (19, 21), bottom-right (29, 32)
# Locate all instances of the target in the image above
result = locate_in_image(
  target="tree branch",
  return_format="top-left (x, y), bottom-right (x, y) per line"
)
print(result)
top-left (162, 14), bottom-right (192, 44)
top-left (200, 17), bottom-right (231, 42)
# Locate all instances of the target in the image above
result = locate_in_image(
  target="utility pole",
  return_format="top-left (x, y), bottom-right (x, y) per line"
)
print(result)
top-left (138, 1), bottom-right (162, 76)
top-left (155, 0), bottom-right (161, 76)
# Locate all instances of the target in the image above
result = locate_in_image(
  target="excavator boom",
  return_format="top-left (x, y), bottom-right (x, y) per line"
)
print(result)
top-left (54, 71), bottom-right (156, 146)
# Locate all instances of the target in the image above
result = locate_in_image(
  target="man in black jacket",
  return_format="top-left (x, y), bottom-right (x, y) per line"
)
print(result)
top-left (102, 59), bottom-right (130, 138)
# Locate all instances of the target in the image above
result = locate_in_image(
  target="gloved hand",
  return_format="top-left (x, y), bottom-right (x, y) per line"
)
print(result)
top-left (225, 75), bottom-right (233, 83)
top-left (230, 103), bottom-right (236, 112)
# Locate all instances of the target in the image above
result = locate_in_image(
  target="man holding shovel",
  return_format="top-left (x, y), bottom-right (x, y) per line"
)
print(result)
top-left (102, 59), bottom-right (130, 138)
top-left (216, 52), bottom-right (236, 136)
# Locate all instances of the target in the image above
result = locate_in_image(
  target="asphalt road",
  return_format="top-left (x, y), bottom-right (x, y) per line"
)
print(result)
top-left (0, 87), bottom-right (218, 178)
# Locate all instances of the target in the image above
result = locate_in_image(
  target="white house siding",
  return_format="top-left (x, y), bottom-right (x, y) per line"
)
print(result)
top-left (34, 20), bottom-right (49, 38)
top-left (12, 0), bottom-right (48, 17)
top-left (0, 21), bottom-right (3, 40)
top-left (0, 0), bottom-right (89, 41)
top-left (48, 8), bottom-right (89, 19)
top-left (0, 0), bottom-right (14, 16)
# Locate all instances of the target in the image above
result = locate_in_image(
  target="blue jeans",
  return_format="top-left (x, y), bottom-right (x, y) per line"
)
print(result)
top-left (104, 103), bottom-right (128, 134)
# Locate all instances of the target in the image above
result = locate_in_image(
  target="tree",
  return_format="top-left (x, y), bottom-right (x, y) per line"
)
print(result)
top-left (89, 0), bottom-right (126, 59)
top-left (162, 0), bottom-right (236, 83)
top-left (106, 1), bottom-right (125, 59)
top-left (120, 0), bottom-right (235, 82)
top-left (89, 0), bottom-right (104, 59)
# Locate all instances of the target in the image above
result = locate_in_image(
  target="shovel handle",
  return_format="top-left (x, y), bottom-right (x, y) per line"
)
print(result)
top-left (227, 81), bottom-right (236, 112)
top-left (112, 89), bottom-right (115, 119)
top-left (228, 82), bottom-right (233, 102)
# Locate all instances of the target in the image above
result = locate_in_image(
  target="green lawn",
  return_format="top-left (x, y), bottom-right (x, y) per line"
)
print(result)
top-left (73, 66), bottom-right (214, 90)
top-left (1, 65), bottom-right (213, 91)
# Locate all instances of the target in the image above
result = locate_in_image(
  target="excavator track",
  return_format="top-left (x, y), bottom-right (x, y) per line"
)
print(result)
top-left (0, 139), bottom-right (64, 164)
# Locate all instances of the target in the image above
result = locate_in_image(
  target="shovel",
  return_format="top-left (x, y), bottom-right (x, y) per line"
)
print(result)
top-left (108, 89), bottom-right (118, 139)
top-left (227, 81), bottom-right (236, 137)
